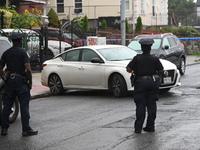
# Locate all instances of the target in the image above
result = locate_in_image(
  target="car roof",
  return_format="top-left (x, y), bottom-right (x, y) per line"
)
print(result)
top-left (2, 28), bottom-right (37, 34)
top-left (73, 44), bottom-right (126, 50)
top-left (135, 33), bottom-right (175, 39)
top-left (0, 35), bottom-right (10, 40)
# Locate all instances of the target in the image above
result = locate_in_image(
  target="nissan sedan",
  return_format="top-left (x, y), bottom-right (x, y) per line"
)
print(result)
top-left (41, 45), bottom-right (181, 97)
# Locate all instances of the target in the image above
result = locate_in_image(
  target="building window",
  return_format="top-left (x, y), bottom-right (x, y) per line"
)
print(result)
top-left (57, 0), bottom-right (64, 13)
top-left (74, 0), bottom-right (82, 13)
top-left (141, 0), bottom-right (145, 14)
top-left (120, 0), bottom-right (130, 11)
top-left (125, 0), bottom-right (130, 11)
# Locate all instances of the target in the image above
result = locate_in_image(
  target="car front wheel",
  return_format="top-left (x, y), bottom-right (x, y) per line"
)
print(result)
top-left (179, 57), bottom-right (186, 75)
top-left (0, 95), bottom-right (19, 124)
top-left (109, 74), bottom-right (127, 98)
top-left (48, 74), bottom-right (65, 95)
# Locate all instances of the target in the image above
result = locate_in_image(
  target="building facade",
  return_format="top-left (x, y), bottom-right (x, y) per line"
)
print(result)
top-left (46, 0), bottom-right (168, 29)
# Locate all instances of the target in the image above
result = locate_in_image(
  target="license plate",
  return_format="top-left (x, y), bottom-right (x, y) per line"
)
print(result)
top-left (163, 77), bottom-right (172, 83)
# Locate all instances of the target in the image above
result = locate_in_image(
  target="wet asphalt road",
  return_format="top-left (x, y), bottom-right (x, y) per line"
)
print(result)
top-left (1, 64), bottom-right (200, 150)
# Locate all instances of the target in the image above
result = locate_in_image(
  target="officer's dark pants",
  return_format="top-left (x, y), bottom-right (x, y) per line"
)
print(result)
top-left (1, 76), bottom-right (32, 132)
top-left (133, 76), bottom-right (159, 131)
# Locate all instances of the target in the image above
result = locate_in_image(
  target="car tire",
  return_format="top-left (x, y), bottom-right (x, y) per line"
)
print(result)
top-left (0, 94), bottom-right (19, 124)
top-left (48, 74), bottom-right (65, 95)
top-left (109, 74), bottom-right (127, 98)
top-left (179, 57), bottom-right (186, 75)
top-left (9, 99), bottom-right (19, 123)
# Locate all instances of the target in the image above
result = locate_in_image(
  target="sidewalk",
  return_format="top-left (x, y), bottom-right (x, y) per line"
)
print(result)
top-left (30, 55), bottom-right (200, 99)
top-left (31, 73), bottom-right (51, 99)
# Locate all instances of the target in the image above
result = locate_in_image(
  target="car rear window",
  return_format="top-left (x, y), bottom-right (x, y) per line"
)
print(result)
top-left (128, 39), bottom-right (161, 50)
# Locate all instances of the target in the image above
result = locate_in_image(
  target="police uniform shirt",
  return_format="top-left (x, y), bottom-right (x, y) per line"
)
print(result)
top-left (0, 45), bottom-right (30, 75)
top-left (127, 54), bottom-right (163, 76)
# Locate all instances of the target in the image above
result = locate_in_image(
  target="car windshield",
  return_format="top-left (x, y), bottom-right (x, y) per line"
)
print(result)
top-left (128, 39), bottom-right (162, 50)
top-left (97, 47), bottom-right (137, 61)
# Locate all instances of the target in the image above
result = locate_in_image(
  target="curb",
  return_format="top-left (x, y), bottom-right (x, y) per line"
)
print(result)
top-left (186, 61), bottom-right (200, 66)
top-left (31, 92), bottom-right (52, 100)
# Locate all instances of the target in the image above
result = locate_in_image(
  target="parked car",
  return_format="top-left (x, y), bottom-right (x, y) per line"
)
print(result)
top-left (41, 45), bottom-right (181, 97)
top-left (1, 28), bottom-right (72, 68)
top-left (0, 36), bottom-right (19, 123)
top-left (128, 33), bottom-right (186, 75)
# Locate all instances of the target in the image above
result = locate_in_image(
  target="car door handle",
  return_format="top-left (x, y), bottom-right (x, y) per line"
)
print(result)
top-left (58, 64), bottom-right (62, 67)
top-left (79, 66), bottom-right (84, 70)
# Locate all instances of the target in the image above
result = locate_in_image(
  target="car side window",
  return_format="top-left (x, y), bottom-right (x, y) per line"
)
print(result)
top-left (162, 38), bottom-right (170, 48)
top-left (61, 50), bottom-right (80, 61)
top-left (168, 37), bottom-right (177, 47)
top-left (81, 49), bottom-right (99, 62)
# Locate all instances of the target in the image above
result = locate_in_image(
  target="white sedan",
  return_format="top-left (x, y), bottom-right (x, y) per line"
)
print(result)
top-left (41, 45), bottom-right (181, 97)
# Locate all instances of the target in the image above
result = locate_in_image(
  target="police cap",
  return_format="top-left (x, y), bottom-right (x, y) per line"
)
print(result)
top-left (139, 38), bottom-right (154, 45)
top-left (9, 33), bottom-right (24, 40)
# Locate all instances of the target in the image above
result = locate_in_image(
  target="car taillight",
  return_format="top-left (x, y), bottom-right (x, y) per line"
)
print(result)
top-left (181, 42), bottom-right (184, 47)
top-left (41, 64), bottom-right (47, 69)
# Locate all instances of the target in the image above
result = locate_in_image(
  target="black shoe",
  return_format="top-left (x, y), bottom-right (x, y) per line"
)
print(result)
top-left (1, 127), bottom-right (8, 136)
top-left (22, 129), bottom-right (38, 136)
top-left (143, 127), bottom-right (155, 132)
top-left (135, 130), bottom-right (141, 133)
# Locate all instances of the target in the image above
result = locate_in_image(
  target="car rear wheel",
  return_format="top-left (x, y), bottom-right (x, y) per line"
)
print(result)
top-left (179, 57), bottom-right (186, 75)
top-left (48, 74), bottom-right (65, 95)
top-left (109, 74), bottom-right (127, 98)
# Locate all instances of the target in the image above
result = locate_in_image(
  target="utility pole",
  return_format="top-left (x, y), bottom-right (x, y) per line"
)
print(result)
top-left (132, 0), bottom-right (135, 30)
top-left (121, 0), bottom-right (126, 45)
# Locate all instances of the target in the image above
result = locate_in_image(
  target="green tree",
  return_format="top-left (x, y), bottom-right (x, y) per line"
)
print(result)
top-left (0, 9), bottom-right (13, 28)
top-left (10, 9), bottom-right (42, 28)
top-left (101, 19), bottom-right (107, 30)
top-left (47, 8), bottom-right (60, 27)
top-left (126, 18), bottom-right (130, 33)
top-left (168, 0), bottom-right (195, 26)
top-left (135, 16), bottom-right (142, 33)
top-left (82, 15), bottom-right (88, 31)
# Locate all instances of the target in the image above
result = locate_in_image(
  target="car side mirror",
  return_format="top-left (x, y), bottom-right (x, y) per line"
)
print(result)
top-left (91, 58), bottom-right (104, 63)
top-left (163, 45), bottom-right (169, 50)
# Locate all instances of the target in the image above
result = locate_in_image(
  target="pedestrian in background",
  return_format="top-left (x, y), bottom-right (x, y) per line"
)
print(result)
top-left (126, 38), bottom-right (164, 133)
top-left (0, 33), bottom-right (38, 136)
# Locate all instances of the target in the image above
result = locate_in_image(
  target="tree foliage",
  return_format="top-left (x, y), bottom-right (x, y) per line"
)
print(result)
top-left (47, 8), bottom-right (60, 27)
top-left (135, 16), bottom-right (142, 33)
top-left (125, 18), bottom-right (130, 33)
top-left (101, 19), bottom-right (107, 30)
top-left (72, 15), bottom-right (89, 31)
top-left (168, 0), bottom-right (195, 26)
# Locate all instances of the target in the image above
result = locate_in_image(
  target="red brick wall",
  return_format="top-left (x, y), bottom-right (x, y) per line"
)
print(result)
top-left (17, 2), bottom-right (43, 15)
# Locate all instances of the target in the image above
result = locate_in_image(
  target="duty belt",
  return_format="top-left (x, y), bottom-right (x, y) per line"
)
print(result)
top-left (9, 73), bottom-right (24, 79)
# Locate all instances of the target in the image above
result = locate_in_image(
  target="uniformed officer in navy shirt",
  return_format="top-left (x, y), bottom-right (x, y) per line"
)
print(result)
top-left (126, 38), bottom-right (164, 133)
top-left (0, 33), bottom-right (38, 136)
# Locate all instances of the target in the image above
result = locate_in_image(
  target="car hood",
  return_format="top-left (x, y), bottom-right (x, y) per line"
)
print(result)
top-left (160, 59), bottom-right (177, 70)
top-left (105, 59), bottom-right (177, 70)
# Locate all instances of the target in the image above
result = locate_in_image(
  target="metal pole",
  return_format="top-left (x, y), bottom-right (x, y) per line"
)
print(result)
top-left (121, 0), bottom-right (126, 45)
top-left (1, 12), bottom-right (4, 29)
top-left (132, 0), bottom-right (135, 31)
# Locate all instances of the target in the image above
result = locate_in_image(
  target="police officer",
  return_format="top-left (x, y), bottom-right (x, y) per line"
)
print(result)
top-left (126, 38), bottom-right (164, 133)
top-left (0, 33), bottom-right (38, 136)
